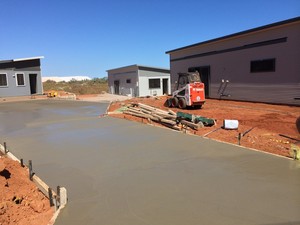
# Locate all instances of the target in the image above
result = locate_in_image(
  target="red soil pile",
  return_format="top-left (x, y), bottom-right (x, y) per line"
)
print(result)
top-left (0, 156), bottom-right (54, 225)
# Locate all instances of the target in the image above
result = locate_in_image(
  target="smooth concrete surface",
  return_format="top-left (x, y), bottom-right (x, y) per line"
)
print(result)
top-left (0, 100), bottom-right (299, 225)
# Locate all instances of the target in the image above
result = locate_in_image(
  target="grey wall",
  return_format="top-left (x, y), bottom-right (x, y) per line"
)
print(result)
top-left (108, 71), bottom-right (138, 96)
top-left (107, 65), bottom-right (170, 97)
top-left (0, 68), bottom-right (43, 97)
top-left (108, 65), bottom-right (139, 97)
top-left (168, 21), bottom-right (300, 105)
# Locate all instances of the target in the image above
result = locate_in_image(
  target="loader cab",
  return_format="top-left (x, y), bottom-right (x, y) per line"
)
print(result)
top-left (176, 72), bottom-right (201, 90)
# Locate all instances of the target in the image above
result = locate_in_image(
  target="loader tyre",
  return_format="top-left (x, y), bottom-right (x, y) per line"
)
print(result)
top-left (165, 98), bottom-right (173, 107)
top-left (171, 97), bottom-right (179, 107)
top-left (178, 98), bottom-right (187, 109)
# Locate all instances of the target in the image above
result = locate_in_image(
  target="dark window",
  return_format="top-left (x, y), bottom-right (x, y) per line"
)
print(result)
top-left (16, 73), bottom-right (25, 86)
top-left (251, 58), bottom-right (276, 73)
top-left (126, 79), bottom-right (131, 84)
top-left (149, 78), bottom-right (160, 89)
top-left (0, 74), bottom-right (7, 86)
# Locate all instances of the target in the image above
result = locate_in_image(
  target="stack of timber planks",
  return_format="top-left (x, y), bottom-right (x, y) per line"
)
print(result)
top-left (123, 103), bottom-right (214, 131)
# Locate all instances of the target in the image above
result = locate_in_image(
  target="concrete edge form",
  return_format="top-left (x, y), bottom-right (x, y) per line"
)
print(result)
top-left (0, 143), bottom-right (68, 225)
top-left (48, 187), bottom-right (67, 225)
top-left (108, 112), bottom-right (294, 161)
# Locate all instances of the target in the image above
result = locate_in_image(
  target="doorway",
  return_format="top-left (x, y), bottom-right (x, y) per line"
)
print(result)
top-left (114, 80), bottom-right (120, 95)
top-left (188, 66), bottom-right (210, 97)
top-left (29, 74), bottom-right (37, 94)
top-left (162, 78), bottom-right (169, 95)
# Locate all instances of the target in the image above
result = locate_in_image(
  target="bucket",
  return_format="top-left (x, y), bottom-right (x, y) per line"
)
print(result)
top-left (223, 120), bottom-right (239, 130)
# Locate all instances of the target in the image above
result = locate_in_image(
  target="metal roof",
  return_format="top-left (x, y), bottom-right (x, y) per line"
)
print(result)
top-left (166, 16), bottom-right (300, 54)
top-left (0, 56), bottom-right (44, 64)
top-left (107, 64), bottom-right (170, 73)
top-left (0, 56), bottom-right (44, 69)
top-left (13, 56), bottom-right (44, 62)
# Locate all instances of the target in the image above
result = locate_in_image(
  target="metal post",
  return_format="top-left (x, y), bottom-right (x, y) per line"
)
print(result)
top-left (57, 186), bottom-right (61, 208)
top-left (4, 142), bottom-right (8, 153)
top-left (238, 133), bottom-right (242, 145)
top-left (48, 188), bottom-right (54, 207)
top-left (20, 159), bottom-right (24, 167)
top-left (29, 160), bottom-right (33, 180)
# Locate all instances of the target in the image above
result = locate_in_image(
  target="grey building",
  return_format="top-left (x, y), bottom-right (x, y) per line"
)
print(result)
top-left (0, 57), bottom-right (44, 97)
top-left (166, 17), bottom-right (300, 105)
top-left (107, 65), bottom-right (170, 97)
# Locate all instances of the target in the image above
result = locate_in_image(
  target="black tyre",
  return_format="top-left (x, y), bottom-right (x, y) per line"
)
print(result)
top-left (165, 98), bottom-right (173, 108)
top-left (171, 97), bottom-right (179, 107)
top-left (178, 98), bottom-right (187, 109)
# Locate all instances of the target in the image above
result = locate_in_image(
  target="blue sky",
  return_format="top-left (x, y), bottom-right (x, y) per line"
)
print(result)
top-left (0, 0), bottom-right (299, 78)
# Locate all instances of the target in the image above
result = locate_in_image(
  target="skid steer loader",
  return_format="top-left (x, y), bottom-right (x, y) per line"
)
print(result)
top-left (168, 71), bottom-right (205, 109)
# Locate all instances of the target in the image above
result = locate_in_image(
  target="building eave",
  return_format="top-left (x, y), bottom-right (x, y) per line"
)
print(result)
top-left (13, 56), bottom-right (44, 62)
top-left (107, 64), bottom-right (170, 73)
top-left (166, 16), bottom-right (300, 54)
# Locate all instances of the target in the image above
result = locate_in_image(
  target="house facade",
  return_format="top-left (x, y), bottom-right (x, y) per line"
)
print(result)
top-left (0, 57), bottom-right (44, 97)
top-left (107, 65), bottom-right (170, 97)
top-left (166, 17), bottom-right (300, 105)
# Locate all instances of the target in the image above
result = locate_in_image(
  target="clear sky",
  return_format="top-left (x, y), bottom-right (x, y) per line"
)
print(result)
top-left (0, 0), bottom-right (299, 78)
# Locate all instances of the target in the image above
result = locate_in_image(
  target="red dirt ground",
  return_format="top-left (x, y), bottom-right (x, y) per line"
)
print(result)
top-left (0, 156), bottom-right (54, 225)
top-left (108, 96), bottom-right (300, 158)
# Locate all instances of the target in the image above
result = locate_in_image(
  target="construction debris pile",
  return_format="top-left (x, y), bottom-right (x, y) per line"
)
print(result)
top-left (122, 103), bottom-right (215, 131)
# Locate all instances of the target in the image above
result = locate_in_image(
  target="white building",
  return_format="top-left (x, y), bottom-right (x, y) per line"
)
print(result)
top-left (107, 65), bottom-right (170, 97)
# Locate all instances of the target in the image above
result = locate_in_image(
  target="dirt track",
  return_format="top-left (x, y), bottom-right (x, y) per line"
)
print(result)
top-left (108, 96), bottom-right (300, 158)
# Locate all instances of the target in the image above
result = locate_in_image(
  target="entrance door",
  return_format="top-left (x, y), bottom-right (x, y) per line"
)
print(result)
top-left (162, 78), bottom-right (168, 95)
top-left (114, 80), bottom-right (120, 95)
top-left (188, 66), bottom-right (210, 97)
top-left (29, 74), bottom-right (37, 94)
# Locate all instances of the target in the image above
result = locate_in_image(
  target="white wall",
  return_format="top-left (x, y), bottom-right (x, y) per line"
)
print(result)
top-left (138, 70), bottom-right (170, 97)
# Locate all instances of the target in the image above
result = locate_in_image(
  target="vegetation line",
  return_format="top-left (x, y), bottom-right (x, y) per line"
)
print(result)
top-left (43, 78), bottom-right (108, 95)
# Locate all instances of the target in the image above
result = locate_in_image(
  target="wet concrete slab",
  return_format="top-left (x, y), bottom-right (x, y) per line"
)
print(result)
top-left (0, 100), bottom-right (299, 225)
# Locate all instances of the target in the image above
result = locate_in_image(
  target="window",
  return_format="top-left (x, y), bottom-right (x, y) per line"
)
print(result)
top-left (251, 58), bottom-right (276, 73)
top-left (149, 78), bottom-right (160, 89)
top-left (0, 74), bottom-right (8, 87)
top-left (16, 73), bottom-right (25, 86)
top-left (126, 79), bottom-right (131, 84)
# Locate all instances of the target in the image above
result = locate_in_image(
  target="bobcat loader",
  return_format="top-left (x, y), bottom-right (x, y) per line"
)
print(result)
top-left (169, 71), bottom-right (205, 109)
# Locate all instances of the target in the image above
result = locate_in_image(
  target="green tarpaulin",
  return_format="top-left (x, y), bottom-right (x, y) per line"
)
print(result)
top-left (176, 111), bottom-right (215, 126)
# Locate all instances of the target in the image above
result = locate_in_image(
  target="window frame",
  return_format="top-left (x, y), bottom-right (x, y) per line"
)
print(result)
top-left (250, 58), bottom-right (276, 73)
top-left (0, 73), bottom-right (8, 87)
top-left (16, 73), bottom-right (26, 86)
top-left (148, 78), bottom-right (161, 89)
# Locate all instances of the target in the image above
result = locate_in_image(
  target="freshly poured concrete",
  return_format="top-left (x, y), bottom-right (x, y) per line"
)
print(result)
top-left (0, 100), bottom-right (299, 225)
